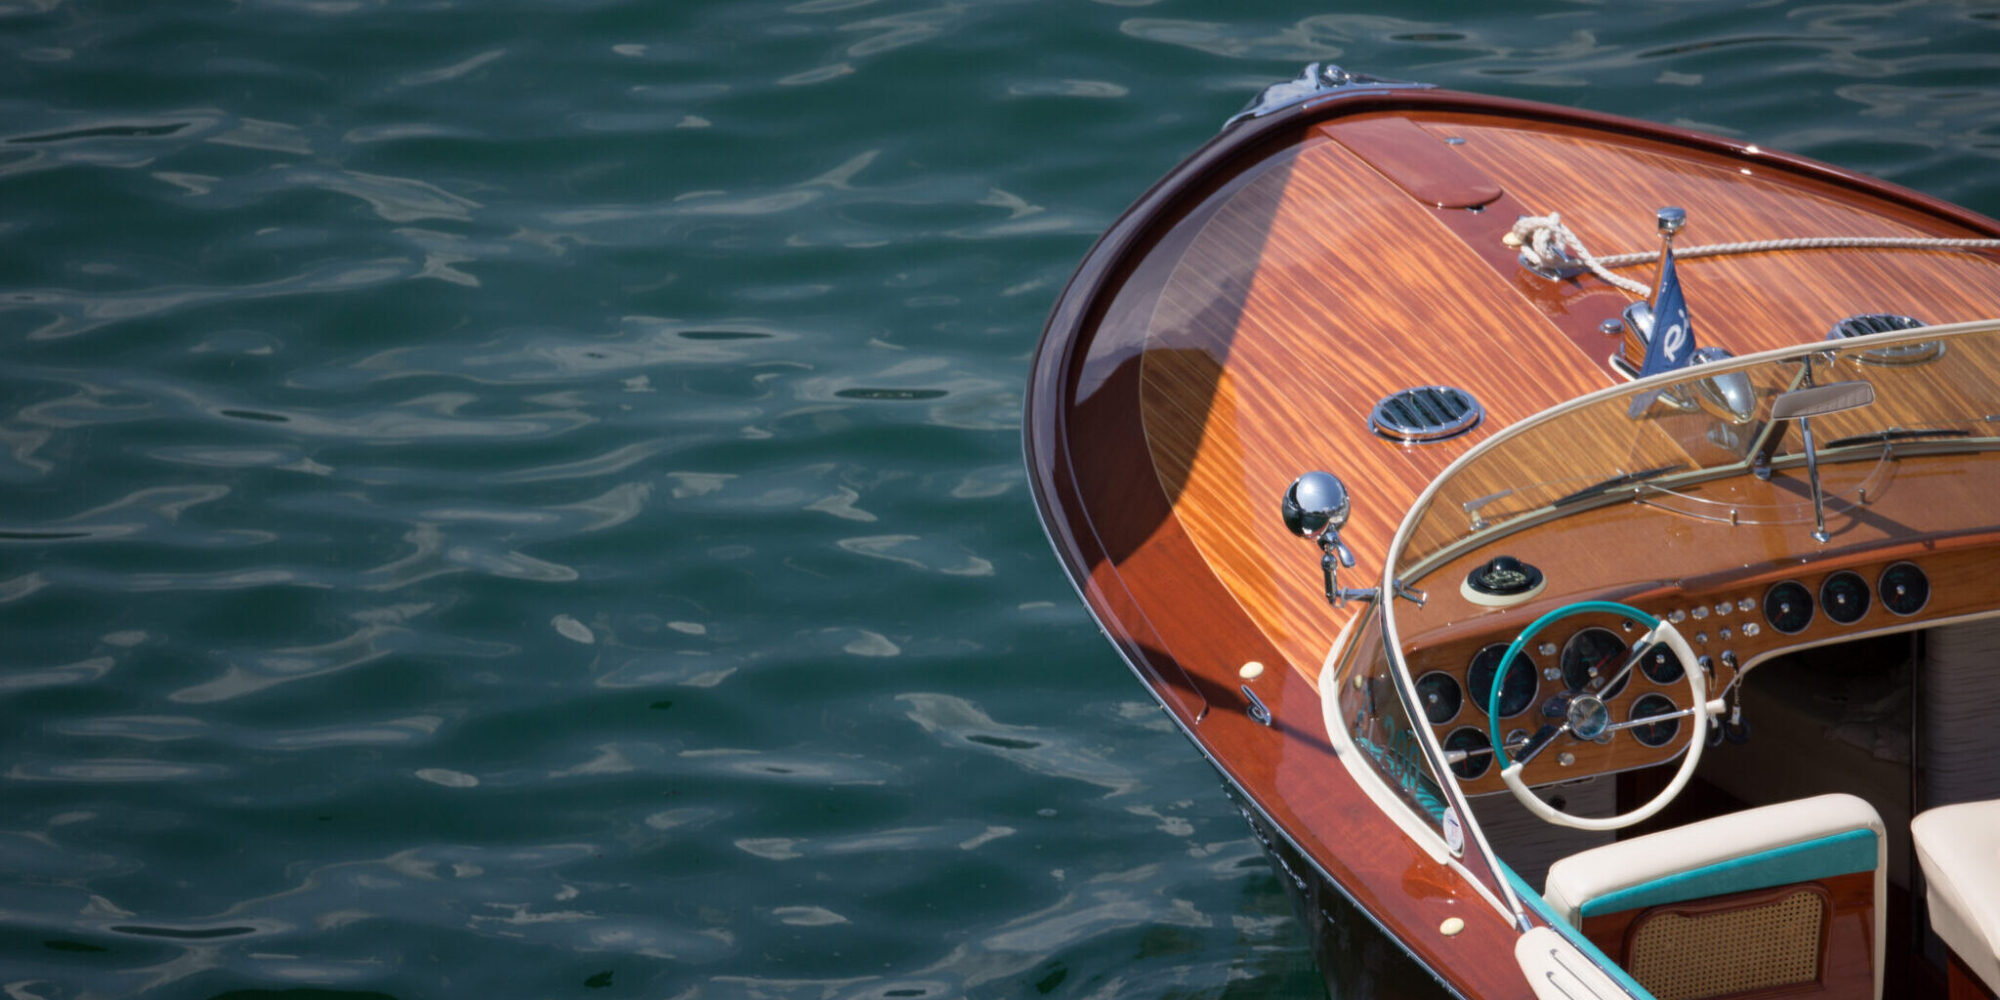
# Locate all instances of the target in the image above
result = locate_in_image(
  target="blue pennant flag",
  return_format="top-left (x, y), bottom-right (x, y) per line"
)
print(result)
top-left (1638, 246), bottom-right (1696, 378)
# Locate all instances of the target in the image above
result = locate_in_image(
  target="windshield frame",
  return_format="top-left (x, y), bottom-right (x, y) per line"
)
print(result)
top-left (1372, 317), bottom-right (2000, 928)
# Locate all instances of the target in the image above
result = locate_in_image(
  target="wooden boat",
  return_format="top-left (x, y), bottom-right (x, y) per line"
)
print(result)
top-left (1025, 65), bottom-right (2000, 1000)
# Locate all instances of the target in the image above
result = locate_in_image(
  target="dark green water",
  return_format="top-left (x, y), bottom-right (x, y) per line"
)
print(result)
top-left (1, 2), bottom-right (1995, 997)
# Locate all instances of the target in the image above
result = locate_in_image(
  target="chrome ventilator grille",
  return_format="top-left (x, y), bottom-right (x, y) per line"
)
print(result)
top-left (1370, 385), bottom-right (1483, 443)
top-left (1827, 313), bottom-right (1942, 365)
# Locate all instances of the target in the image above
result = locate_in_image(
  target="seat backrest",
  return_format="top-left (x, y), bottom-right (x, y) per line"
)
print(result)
top-left (1912, 799), bottom-right (2000, 998)
top-left (1542, 793), bottom-right (1885, 1000)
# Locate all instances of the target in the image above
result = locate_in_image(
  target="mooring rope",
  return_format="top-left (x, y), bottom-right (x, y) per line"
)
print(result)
top-left (1503, 212), bottom-right (2000, 299)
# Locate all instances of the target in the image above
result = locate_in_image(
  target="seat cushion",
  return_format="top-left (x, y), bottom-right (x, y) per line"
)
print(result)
top-left (1543, 793), bottom-right (1887, 999)
top-left (1544, 793), bottom-right (1885, 925)
top-left (1912, 799), bottom-right (2000, 994)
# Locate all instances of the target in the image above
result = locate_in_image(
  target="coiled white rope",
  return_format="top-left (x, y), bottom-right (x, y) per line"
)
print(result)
top-left (1504, 212), bottom-right (2000, 299)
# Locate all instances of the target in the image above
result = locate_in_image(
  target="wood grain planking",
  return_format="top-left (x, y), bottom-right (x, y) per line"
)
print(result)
top-left (1069, 435), bottom-right (1546, 999)
top-left (1141, 111), bottom-right (2000, 702)
top-left (1030, 88), bottom-right (2000, 999)
top-left (1141, 133), bottom-right (1610, 686)
top-left (1435, 117), bottom-right (2000, 351)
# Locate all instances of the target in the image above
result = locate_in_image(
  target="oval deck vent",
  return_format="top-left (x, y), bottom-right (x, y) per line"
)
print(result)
top-left (1370, 385), bottom-right (1482, 443)
top-left (1827, 313), bottom-right (1942, 366)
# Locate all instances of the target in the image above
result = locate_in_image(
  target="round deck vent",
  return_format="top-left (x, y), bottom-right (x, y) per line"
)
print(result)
top-left (1827, 313), bottom-right (1942, 365)
top-left (1370, 385), bottom-right (1482, 443)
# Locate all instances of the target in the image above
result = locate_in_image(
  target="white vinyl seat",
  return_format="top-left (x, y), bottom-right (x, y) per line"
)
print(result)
top-left (1912, 799), bottom-right (2000, 996)
top-left (1543, 793), bottom-right (1886, 1000)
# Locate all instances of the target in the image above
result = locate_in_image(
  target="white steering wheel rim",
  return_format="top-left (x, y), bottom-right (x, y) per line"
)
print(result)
top-left (1501, 617), bottom-right (1715, 831)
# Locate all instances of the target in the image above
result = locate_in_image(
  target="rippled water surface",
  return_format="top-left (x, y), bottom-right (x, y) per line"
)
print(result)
top-left (3, 1), bottom-right (1997, 997)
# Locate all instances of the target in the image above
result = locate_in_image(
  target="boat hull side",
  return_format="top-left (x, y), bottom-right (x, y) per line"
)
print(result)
top-left (1025, 82), bottom-right (2000, 1000)
top-left (1025, 87), bottom-right (1563, 1000)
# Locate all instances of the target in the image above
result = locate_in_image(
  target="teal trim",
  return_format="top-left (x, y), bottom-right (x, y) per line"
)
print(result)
top-left (1353, 736), bottom-right (1449, 822)
top-left (1350, 741), bottom-right (1653, 994)
top-left (1497, 859), bottom-right (1656, 1000)
top-left (1489, 600), bottom-right (1663, 749)
top-left (1579, 828), bottom-right (1877, 918)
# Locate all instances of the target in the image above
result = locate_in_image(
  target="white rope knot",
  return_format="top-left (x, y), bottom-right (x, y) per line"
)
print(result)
top-left (1503, 212), bottom-right (1653, 297)
top-left (1504, 212), bottom-right (1567, 268)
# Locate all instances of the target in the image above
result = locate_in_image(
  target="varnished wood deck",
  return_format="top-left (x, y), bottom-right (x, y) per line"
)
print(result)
top-left (1141, 109), bottom-right (2000, 700)
top-left (1026, 85), bottom-right (2000, 999)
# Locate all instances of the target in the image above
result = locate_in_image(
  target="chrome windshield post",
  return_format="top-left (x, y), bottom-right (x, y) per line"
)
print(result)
top-left (1768, 379), bottom-right (1878, 543)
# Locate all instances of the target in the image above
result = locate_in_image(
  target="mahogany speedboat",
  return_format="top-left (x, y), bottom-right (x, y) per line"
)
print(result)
top-left (1025, 66), bottom-right (2000, 1000)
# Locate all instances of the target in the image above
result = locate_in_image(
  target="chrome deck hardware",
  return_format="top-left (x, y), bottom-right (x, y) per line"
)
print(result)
top-left (1520, 241), bottom-right (1591, 282)
top-left (1370, 386), bottom-right (1483, 443)
top-left (1619, 207), bottom-right (1753, 423)
top-left (1620, 207), bottom-right (1687, 344)
top-left (1224, 63), bottom-right (1432, 128)
top-left (1828, 313), bottom-right (1943, 366)
top-left (1281, 471), bottom-right (1427, 609)
top-left (1768, 378), bottom-right (1878, 542)
top-left (1240, 684), bottom-right (1273, 726)
top-left (1282, 471), bottom-right (1377, 608)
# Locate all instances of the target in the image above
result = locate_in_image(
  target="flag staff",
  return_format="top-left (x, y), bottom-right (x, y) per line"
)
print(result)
top-left (1625, 207), bottom-right (1698, 417)
top-left (1652, 206), bottom-right (1686, 304)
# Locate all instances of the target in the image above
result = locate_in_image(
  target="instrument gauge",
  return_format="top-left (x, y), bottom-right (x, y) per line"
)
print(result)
top-left (1820, 571), bottom-right (1870, 625)
top-left (1879, 562), bottom-right (1929, 616)
top-left (1638, 644), bottom-right (1683, 684)
top-left (1629, 693), bottom-right (1681, 748)
top-left (1466, 644), bottom-right (1537, 719)
top-left (1444, 726), bottom-right (1492, 780)
top-left (1764, 580), bottom-right (1814, 634)
top-left (1415, 671), bottom-right (1463, 726)
top-left (1560, 628), bottom-right (1631, 698)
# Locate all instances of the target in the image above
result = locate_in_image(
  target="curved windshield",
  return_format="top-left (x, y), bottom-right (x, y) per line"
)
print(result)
top-left (1372, 318), bottom-right (2000, 924)
top-left (1392, 320), bottom-right (2000, 582)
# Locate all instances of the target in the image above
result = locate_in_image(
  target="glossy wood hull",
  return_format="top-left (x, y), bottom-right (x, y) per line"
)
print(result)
top-left (1027, 79), bottom-right (2000, 999)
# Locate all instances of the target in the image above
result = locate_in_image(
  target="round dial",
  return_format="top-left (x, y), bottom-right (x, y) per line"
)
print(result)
top-left (1561, 627), bottom-right (1631, 698)
top-left (1820, 571), bottom-right (1870, 625)
top-left (1466, 644), bottom-right (1538, 719)
top-left (1630, 693), bottom-right (1681, 748)
top-left (1445, 726), bottom-right (1492, 780)
top-left (1639, 643), bottom-right (1683, 684)
top-left (1879, 562), bottom-right (1929, 616)
top-left (1764, 580), bottom-right (1814, 634)
top-left (1416, 671), bottom-right (1463, 725)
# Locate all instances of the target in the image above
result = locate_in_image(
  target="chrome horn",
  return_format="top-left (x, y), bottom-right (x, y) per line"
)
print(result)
top-left (1283, 470), bottom-right (1350, 540)
top-left (1685, 346), bottom-right (1756, 423)
top-left (1282, 472), bottom-right (1375, 608)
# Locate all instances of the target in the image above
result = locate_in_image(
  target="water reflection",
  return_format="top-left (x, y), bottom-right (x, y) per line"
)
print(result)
top-left (4, 0), bottom-right (1993, 997)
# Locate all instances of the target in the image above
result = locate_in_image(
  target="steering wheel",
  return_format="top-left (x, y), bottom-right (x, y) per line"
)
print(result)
top-left (1484, 600), bottom-right (1722, 831)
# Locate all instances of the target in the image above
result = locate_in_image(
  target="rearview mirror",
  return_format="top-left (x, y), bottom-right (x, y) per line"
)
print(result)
top-left (1770, 380), bottom-right (1874, 421)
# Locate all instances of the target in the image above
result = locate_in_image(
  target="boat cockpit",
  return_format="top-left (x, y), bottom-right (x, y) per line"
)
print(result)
top-left (1321, 320), bottom-right (2000, 999)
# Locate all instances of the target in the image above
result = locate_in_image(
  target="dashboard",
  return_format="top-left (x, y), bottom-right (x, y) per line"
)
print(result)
top-left (1414, 552), bottom-right (1953, 796)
